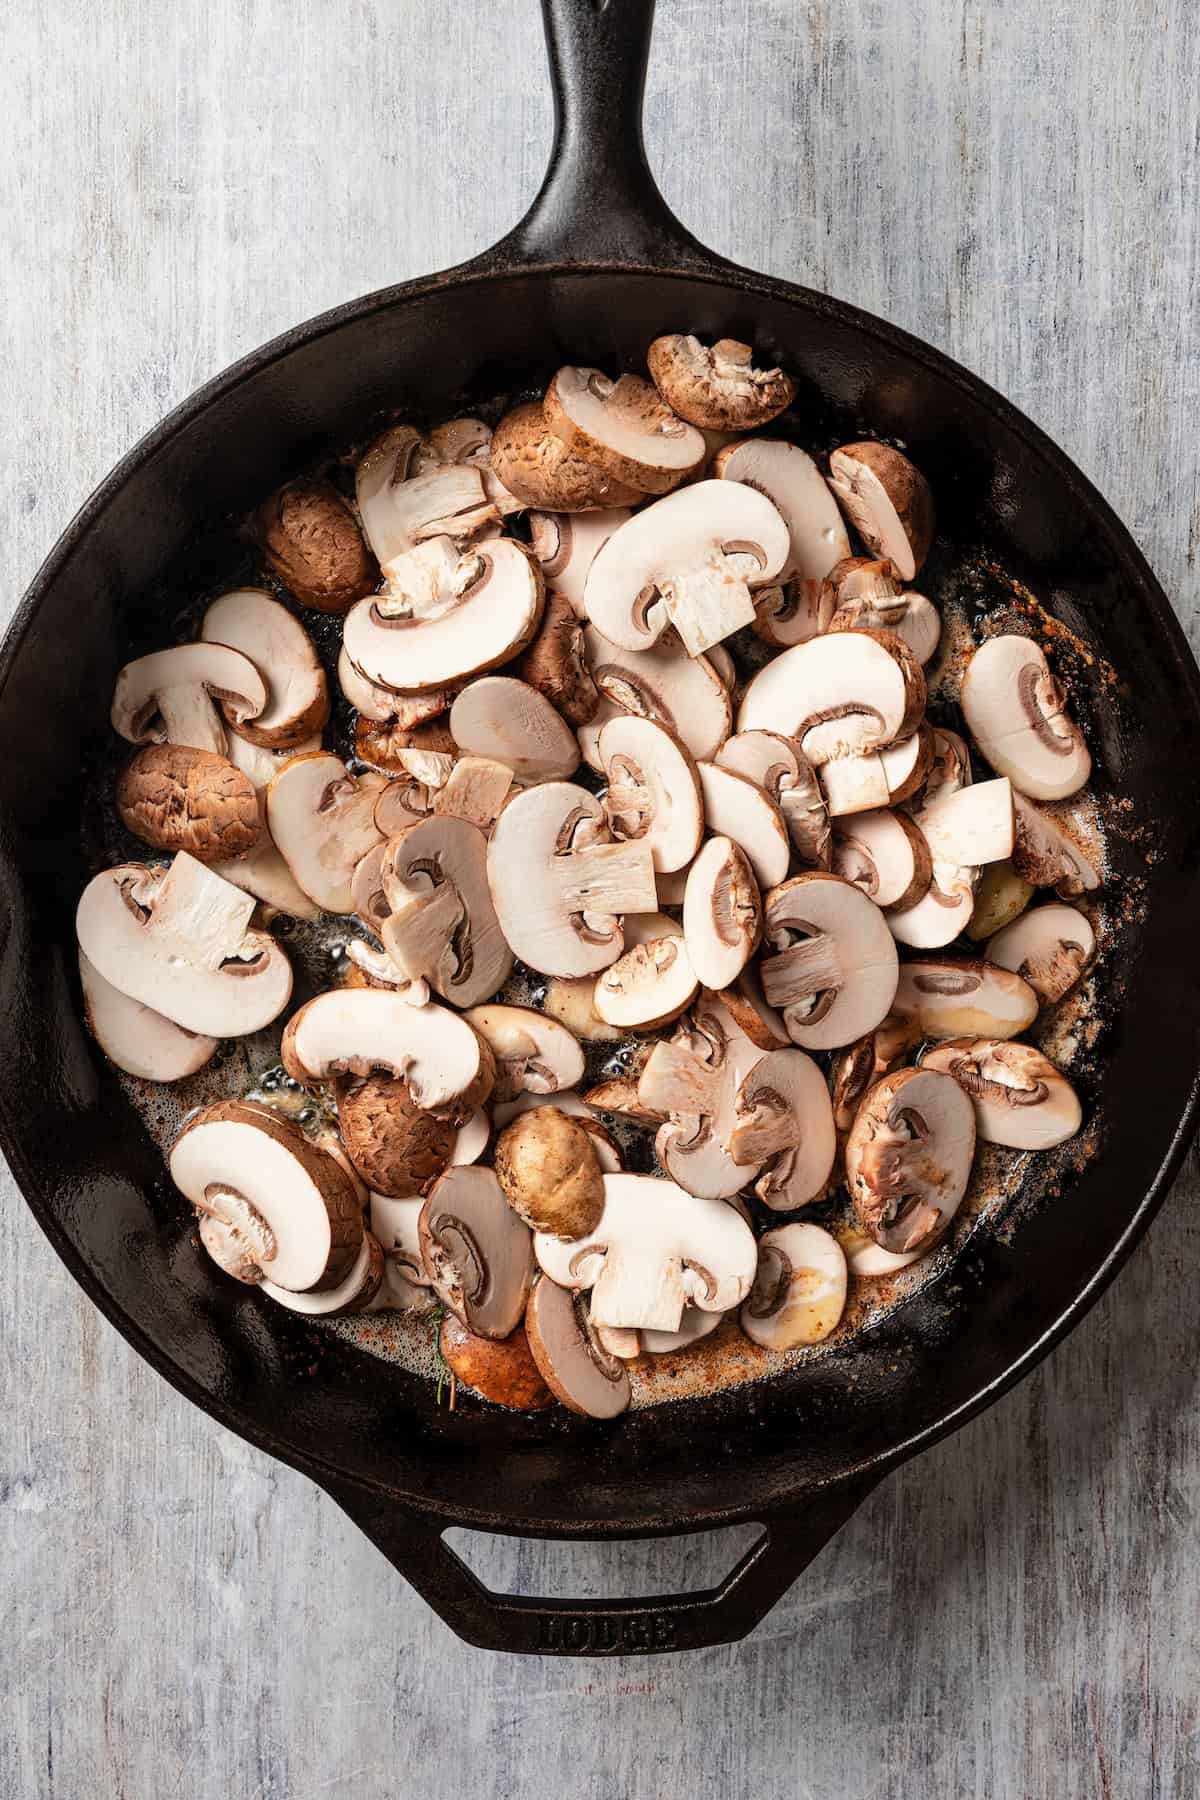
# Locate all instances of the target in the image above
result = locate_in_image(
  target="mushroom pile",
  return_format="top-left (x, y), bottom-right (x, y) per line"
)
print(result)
top-left (77, 332), bottom-right (1102, 1415)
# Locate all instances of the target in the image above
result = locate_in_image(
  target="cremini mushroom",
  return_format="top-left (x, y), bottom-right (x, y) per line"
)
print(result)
top-left (1010, 793), bottom-right (1102, 897)
top-left (527, 506), bottom-right (632, 614)
top-left (490, 401), bottom-right (642, 511)
top-left (582, 480), bottom-right (791, 657)
top-left (637, 1001), bottom-right (765, 1199)
top-left (682, 837), bottom-right (762, 991)
top-left (714, 730), bottom-right (831, 867)
top-left (355, 425), bottom-right (498, 564)
top-left (597, 715), bottom-right (703, 873)
top-left (961, 635), bottom-right (1091, 800)
top-left (966, 861), bottom-right (1035, 941)
top-left (76, 854), bottom-right (292, 1037)
top-left (282, 988), bottom-right (495, 1121)
top-left (838, 1227), bottom-right (932, 1278)
top-left (449, 675), bottom-right (580, 782)
top-left (827, 443), bottom-right (935, 581)
top-left (828, 588), bottom-right (942, 666)
top-left (494, 1105), bottom-right (605, 1237)
top-left (831, 808), bottom-right (931, 910)
top-left (845, 1067), bottom-right (975, 1253)
top-left (259, 1231), bottom-right (386, 1317)
top-left (378, 815), bottom-right (512, 1009)
top-left (718, 965), bottom-right (789, 1049)
top-left (336, 1075), bottom-right (455, 1196)
top-left (254, 477), bottom-right (378, 613)
top-left (578, 624), bottom-right (731, 769)
top-left (647, 336), bottom-right (796, 430)
top-left (985, 903), bottom-right (1096, 1005)
top-left (200, 588), bottom-right (329, 747)
top-left (534, 1172), bottom-right (757, 1331)
top-left (697, 763), bottom-right (791, 891)
top-left (594, 1305), bottom-right (724, 1362)
top-left (593, 929), bottom-right (698, 1031)
top-left (78, 948), bottom-right (218, 1081)
top-left (829, 1014), bottom-right (923, 1134)
top-left (111, 642), bottom-right (267, 757)
top-left (416, 416), bottom-right (523, 519)
top-left (438, 1314), bottom-right (554, 1409)
top-left (430, 755), bottom-right (513, 835)
top-left (266, 752), bottom-right (385, 913)
top-left (730, 1048), bottom-right (837, 1211)
top-left (116, 745), bottom-right (260, 863)
top-left (463, 1003), bottom-right (584, 1105)
top-left (758, 872), bottom-right (899, 1050)
top-left (739, 1224), bottom-right (848, 1349)
top-left (370, 1192), bottom-right (438, 1311)
top-left (914, 777), bottom-right (1015, 870)
top-left (418, 1164), bottom-right (534, 1339)
top-left (544, 367), bottom-right (706, 495)
top-left (525, 1278), bottom-right (632, 1418)
top-left (885, 733), bottom-right (984, 949)
top-left (818, 730), bottom-right (933, 818)
top-left (513, 590), bottom-right (600, 726)
top-left (820, 555), bottom-right (901, 610)
top-left (737, 628), bottom-right (926, 765)
top-left (892, 957), bottom-right (1039, 1040)
top-left (712, 439), bottom-right (850, 642)
top-left (923, 1038), bottom-right (1082, 1149)
top-left (336, 645), bottom-right (459, 731)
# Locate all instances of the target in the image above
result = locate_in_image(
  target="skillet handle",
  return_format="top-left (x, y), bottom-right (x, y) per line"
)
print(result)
top-left (486, 0), bottom-right (730, 272)
top-left (326, 1476), bottom-right (879, 1656)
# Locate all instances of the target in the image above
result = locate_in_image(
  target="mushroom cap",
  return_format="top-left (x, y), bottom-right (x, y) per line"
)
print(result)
top-left (525, 1277), bottom-right (632, 1418)
top-left (582, 481), bottom-right (791, 657)
top-left (419, 1164), bottom-right (534, 1339)
top-left (827, 443), bottom-right (935, 582)
top-left (78, 948), bottom-right (218, 1081)
top-left (542, 974), bottom-right (624, 1044)
top-left (76, 854), bottom-right (292, 1038)
top-left (682, 836), bottom-right (763, 992)
top-left (819, 729), bottom-right (933, 819)
top-left (598, 715), bottom-right (703, 874)
top-left (266, 753), bottom-right (385, 914)
top-left (172, 1099), bottom-right (363, 1292)
top-left (462, 1003), bottom-right (585, 1104)
top-left (116, 744), bottom-right (260, 863)
top-left (738, 628), bottom-right (926, 766)
top-left (593, 931), bottom-right (699, 1031)
top-left (832, 808), bottom-right (931, 910)
top-left (579, 625), bottom-right (731, 770)
top-left (731, 1047), bottom-right (837, 1210)
top-left (111, 643), bottom-right (267, 755)
top-left (544, 368), bottom-right (706, 495)
top-left (831, 590), bottom-right (942, 667)
top-left (845, 1066), bottom-right (975, 1253)
top-left (494, 1106), bottom-right (605, 1238)
top-left (201, 588), bottom-right (329, 748)
top-left (759, 871), bottom-right (899, 1051)
top-left (696, 761), bottom-right (791, 889)
top-left (740, 1224), bottom-right (848, 1350)
top-left (915, 777), bottom-right (1015, 869)
top-left (438, 1314), bottom-right (554, 1409)
top-left (254, 477), bottom-right (378, 613)
top-left (379, 814), bottom-right (513, 1009)
top-left (647, 337), bottom-right (796, 431)
top-left (892, 956), bottom-right (1039, 1040)
top-left (985, 902), bottom-right (1096, 1005)
top-left (1010, 793), bottom-right (1102, 896)
top-left (512, 590), bottom-right (599, 727)
top-left (923, 1037), bottom-right (1082, 1149)
top-left (839, 1228), bottom-right (931, 1278)
top-left (281, 988), bottom-right (495, 1119)
top-left (490, 401), bottom-right (642, 511)
top-left (712, 437), bottom-right (849, 580)
top-left (336, 1075), bottom-right (455, 1197)
top-left (209, 838), bottom-right (323, 922)
top-left (961, 635), bottom-right (1091, 800)
top-left (355, 713), bottom-right (457, 773)
top-left (534, 1172), bottom-right (758, 1332)
top-left (527, 507), bottom-right (632, 615)
top-left (449, 674), bottom-right (579, 782)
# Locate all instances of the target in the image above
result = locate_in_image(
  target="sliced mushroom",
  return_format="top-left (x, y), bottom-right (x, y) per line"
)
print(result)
top-left (544, 368), bottom-right (706, 495)
top-left (714, 729), bottom-right (831, 868)
top-left (542, 975), bottom-right (623, 1044)
top-left (593, 931), bottom-right (699, 1031)
top-left (583, 1076), bottom-right (667, 1126)
top-left (712, 439), bottom-right (850, 633)
top-left (254, 477), bottom-right (378, 614)
top-left (596, 1305), bottom-right (725, 1361)
top-left (750, 579), bottom-right (831, 649)
top-left (116, 744), bottom-right (260, 863)
top-left (682, 837), bottom-right (762, 991)
top-left (429, 755), bottom-right (513, 836)
top-left (525, 1278), bottom-right (632, 1417)
top-left (647, 336), bottom-right (796, 431)
top-left (730, 1048), bottom-right (836, 1210)
top-left (892, 957), bottom-right (1039, 1040)
top-left (462, 1004), bottom-right (584, 1106)
top-left (76, 854), bottom-right (292, 1037)
top-left (691, 764), bottom-right (789, 892)
top-left (222, 730), bottom-right (324, 792)
top-left (369, 1191), bottom-right (437, 1312)
top-left (379, 815), bottom-right (512, 1008)
top-left (831, 809), bottom-right (930, 911)
top-left (845, 1067), bottom-right (975, 1253)
top-left (534, 1172), bottom-right (757, 1331)
top-left (337, 645), bottom-right (458, 730)
top-left (597, 715), bottom-right (703, 873)
top-left (78, 947), bottom-right (218, 1081)
top-left (961, 635), bottom-right (1091, 800)
top-left (342, 536), bottom-right (543, 694)
top-left (827, 443), bottom-right (935, 582)
top-left (886, 741), bottom-right (988, 948)
top-left (839, 1227), bottom-right (932, 1278)
top-left (828, 589), bottom-right (942, 666)
top-left (582, 481), bottom-right (791, 657)
top-left (490, 401), bottom-right (642, 511)
top-left (438, 1314), bottom-right (554, 1409)
top-left (819, 730), bottom-right (933, 818)
top-left (486, 781), bottom-right (657, 977)
top-left (1011, 793), bottom-right (1102, 897)
top-left (820, 555), bottom-right (901, 609)
top-left (738, 628), bottom-right (926, 766)
top-left (740, 1224), bottom-right (847, 1349)
top-left (416, 417), bottom-right (523, 518)
top-left (336, 1075), bottom-right (455, 1197)
top-left (527, 507), bottom-right (633, 615)
top-left (171, 1099), bottom-right (362, 1291)
top-left (112, 643), bottom-right (267, 757)
top-left (448, 675), bottom-right (579, 782)
top-left (419, 1164), bottom-right (534, 1339)
top-left (282, 988), bottom-right (495, 1120)
top-left (512, 590), bottom-right (600, 727)
top-left (200, 588), bottom-right (329, 748)
top-left (829, 1014), bottom-right (923, 1134)
top-left (718, 965), bottom-right (790, 1049)
top-left (355, 426), bottom-right (498, 564)
top-left (579, 624), bottom-right (731, 769)
top-left (759, 872), bottom-right (899, 1050)
top-left (965, 860), bottom-right (1035, 941)
top-left (260, 1231), bottom-right (386, 1317)
top-left (985, 903), bottom-right (1096, 1005)
top-left (494, 1105), bottom-right (605, 1237)
top-left (915, 777), bottom-right (1014, 869)
top-left (266, 753), bottom-right (385, 913)
top-left (638, 1001), bottom-right (765, 1199)
top-left (923, 1037), bottom-right (1082, 1149)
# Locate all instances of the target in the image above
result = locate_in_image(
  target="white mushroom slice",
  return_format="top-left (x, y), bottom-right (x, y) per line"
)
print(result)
top-left (486, 781), bottom-right (657, 977)
top-left (718, 965), bottom-right (790, 1049)
top-left (827, 443), bottom-right (935, 581)
top-left (1011, 793), bottom-right (1102, 896)
top-left (714, 730), bottom-right (829, 870)
top-left (579, 624), bottom-right (731, 770)
top-left (337, 646), bottom-right (434, 726)
top-left (544, 367), bottom-right (707, 495)
top-left (418, 417), bottom-right (523, 516)
top-left (626, 1308), bottom-right (725, 1359)
top-left (692, 764), bottom-right (789, 892)
top-left (828, 1014), bottom-right (923, 1134)
top-left (647, 336), bottom-right (796, 431)
top-left (750, 578), bottom-right (832, 649)
top-left (985, 903), bottom-right (1096, 1004)
top-left (740, 1224), bottom-right (847, 1349)
top-left (171, 1100), bottom-right (363, 1291)
top-left (111, 643), bottom-right (267, 757)
top-left (923, 1037), bottom-right (1082, 1149)
top-left (281, 989), bottom-right (494, 1119)
top-left (638, 1002), bottom-right (765, 1199)
top-left (356, 426), bottom-right (496, 563)
top-left (528, 507), bottom-right (632, 615)
top-left (462, 1004), bottom-right (584, 1105)
top-left (584, 1076), bottom-right (667, 1126)
top-left (260, 1231), bottom-right (385, 1316)
top-left (542, 976), bottom-right (623, 1044)
top-left (583, 481), bottom-right (791, 657)
top-left (78, 948), bottom-right (218, 1081)
top-left (342, 536), bottom-right (543, 695)
top-left (525, 1279), bottom-right (632, 1417)
top-left (819, 730), bottom-right (932, 819)
top-left (960, 635), bottom-right (1091, 800)
top-left (839, 1228), bottom-right (930, 1278)
top-left (738, 629), bottom-right (925, 766)
top-left (379, 815), bottom-right (513, 1009)
top-left (892, 957), bottom-right (1039, 1040)
top-left (682, 837), bottom-right (762, 991)
top-left (712, 440), bottom-right (850, 609)
top-left (966, 860), bottom-right (1035, 941)
top-left (451, 1109), bottom-right (490, 1167)
top-left (344, 939), bottom-right (424, 998)
top-left (200, 588), bottom-right (329, 749)
top-left (706, 643), bottom-right (736, 692)
top-left (885, 867), bottom-right (976, 950)
top-left (846, 1067), bottom-right (975, 1253)
top-left (367, 1194), bottom-right (437, 1311)
top-left (534, 1172), bottom-right (757, 1332)
top-left (598, 716), bottom-right (703, 873)
top-left (418, 1165), bottom-right (534, 1339)
top-left (222, 731), bottom-right (324, 793)
top-left (209, 839), bottom-right (322, 923)
top-left (827, 588), bottom-right (942, 667)
top-left (759, 872), bottom-right (899, 1051)
top-left (730, 1048), bottom-right (836, 1210)
top-left (429, 755), bottom-right (513, 836)
top-left (830, 809), bottom-right (929, 911)
top-left (372, 774), bottom-right (440, 839)
top-left (76, 855), bottom-right (292, 1037)
top-left (266, 753), bottom-right (385, 914)
top-left (448, 675), bottom-right (579, 783)
top-left (915, 776), bottom-right (1014, 869)
top-left (593, 933), bottom-right (698, 1031)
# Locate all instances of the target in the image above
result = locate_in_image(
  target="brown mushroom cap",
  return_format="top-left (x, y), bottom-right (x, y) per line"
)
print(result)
top-left (738, 627), bottom-right (926, 766)
top-left (647, 336), bottom-right (796, 431)
top-left (439, 1314), bottom-right (554, 1409)
top-left (985, 902), bottom-right (1096, 1004)
top-left (490, 401), bottom-right (643, 511)
top-left (739, 1224), bottom-right (848, 1349)
top-left (960, 635), bottom-right (1091, 801)
top-left (354, 714), bottom-right (457, 774)
top-left (827, 443), bottom-right (935, 582)
top-left (525, 1277), bottom-right (632, 1418)
top-left (419, 1164), bottom-right (534, 1339)
top-left (201, 587), bottom-right (330, 747)
top-left (254, 477), bottom-right (378, 613)
top-left (922, 1037), bottom-right (1082, 1149)
top-left (494, 1105), bottom-right (605, 1238)
top-left (116, 744), bottom-right (260, 863)
top-left (336, 1075), bottom-right (455, 1197)
top-left (845, 1066), bottom-right (975, 1253)
top-left (829, 1014), bottom-right (923, 1134)
top-left (759, 871), bottom-right (899, 1051)
top-left (512, 590), bottom-right (600, 726)
top-left (544, 367), bottom-right (706, 495)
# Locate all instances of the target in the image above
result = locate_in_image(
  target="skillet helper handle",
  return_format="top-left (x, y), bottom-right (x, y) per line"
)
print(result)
top-left (327, 1477), bottom-right (878, 1656)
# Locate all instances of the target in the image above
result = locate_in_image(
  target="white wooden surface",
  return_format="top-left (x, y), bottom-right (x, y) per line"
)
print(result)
top-left (3, 2), bottom-right (1200, 1795)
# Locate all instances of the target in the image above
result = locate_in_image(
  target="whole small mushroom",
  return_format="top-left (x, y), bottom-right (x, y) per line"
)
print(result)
top-left (336, 1076), bottom-right (455, 1197)
top-left (494, 1105), bottom-right (606, 1239)
top-left (116, 744), bottom-right (260, 863)
top-left (254, 477), bottom-right (378, 613)
top-left (827, 443), bottom-right (935, 582)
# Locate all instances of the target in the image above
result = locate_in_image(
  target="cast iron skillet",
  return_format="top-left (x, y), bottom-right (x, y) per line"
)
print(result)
top-left (5, 0), bottom-right (1200, 1658)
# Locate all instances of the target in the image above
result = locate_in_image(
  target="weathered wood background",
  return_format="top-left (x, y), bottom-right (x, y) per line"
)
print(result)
top-left (3, 1), bottom-right (1199, 1795)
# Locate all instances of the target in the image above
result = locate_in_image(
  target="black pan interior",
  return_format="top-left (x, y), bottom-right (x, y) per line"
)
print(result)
top-left (5, 265), bottom-right (1200, 1535)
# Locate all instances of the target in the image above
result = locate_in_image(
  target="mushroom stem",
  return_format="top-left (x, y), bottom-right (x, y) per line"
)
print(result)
top-left (157, 685), bottom-right (227, 756)
top-left (760, 933), bottom-right (841, 1009)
